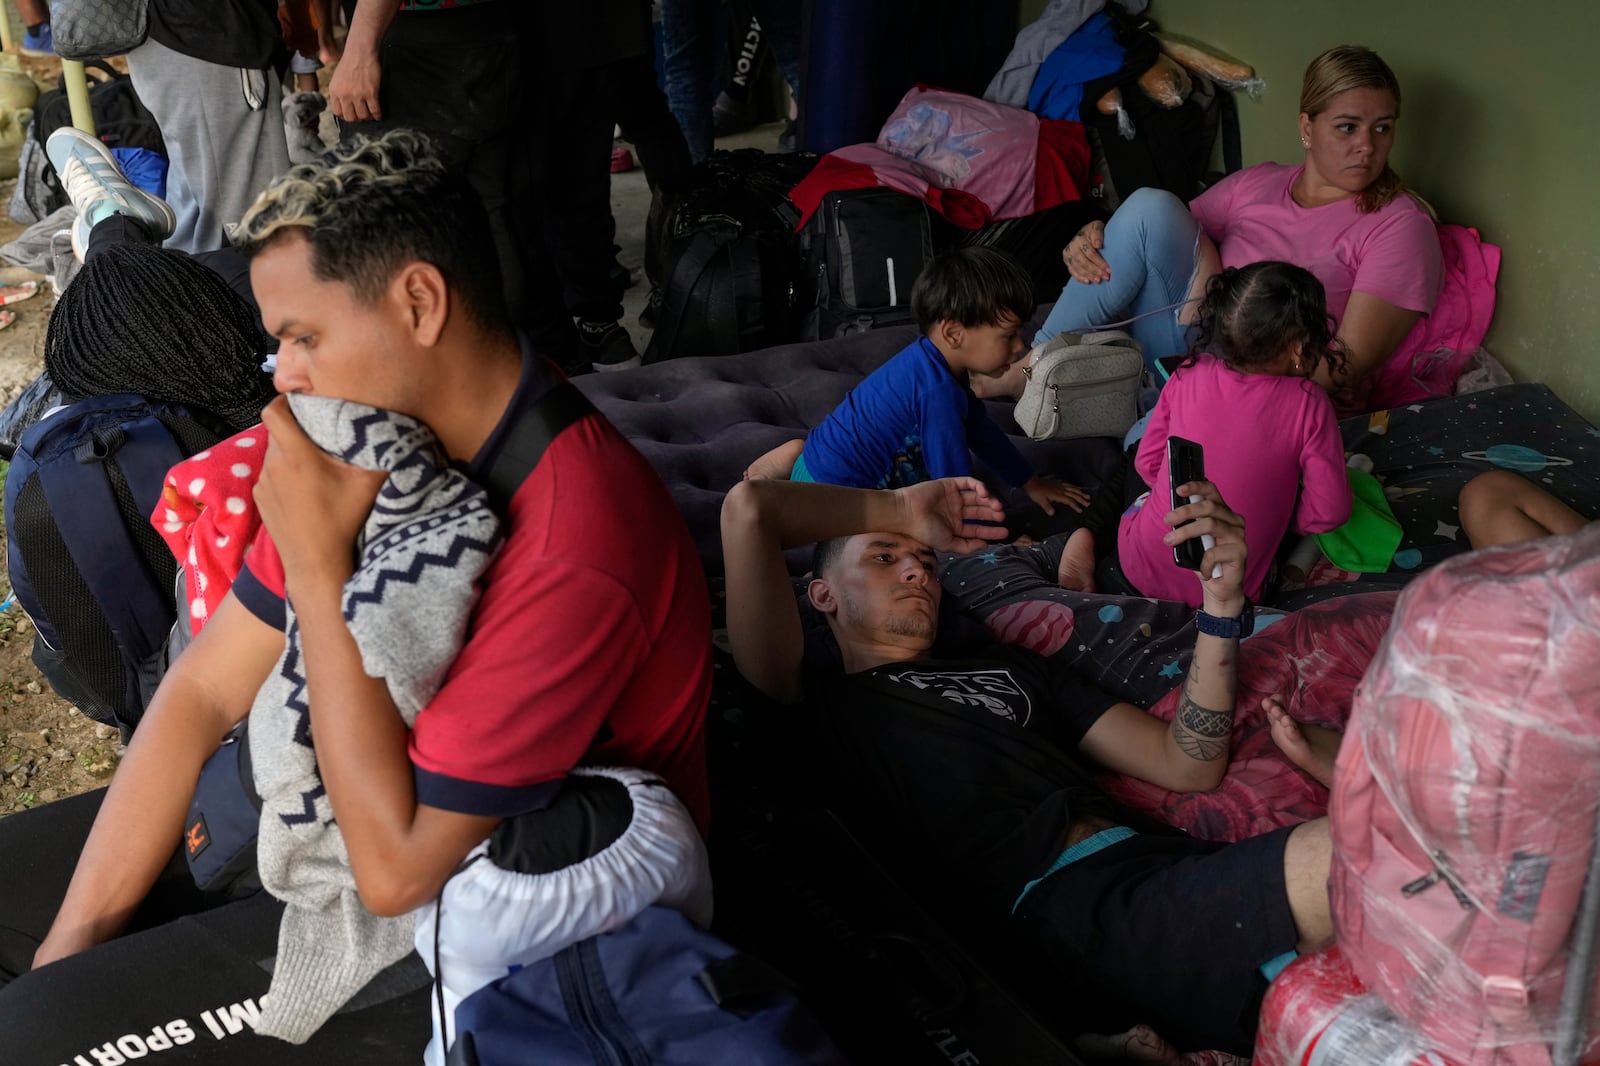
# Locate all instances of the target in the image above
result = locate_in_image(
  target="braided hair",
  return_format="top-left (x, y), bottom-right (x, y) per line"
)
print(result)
top-left (44, 242), bottom-right (276, 433)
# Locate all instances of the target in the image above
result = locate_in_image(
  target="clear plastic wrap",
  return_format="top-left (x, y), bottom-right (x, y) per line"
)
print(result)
top-left (1095, 86), bottom-right (1137, 140)
top-left (1154, 33), bottom-right (1266, 99)
top-left (1455, 347), bottom-right (1517, 394)
top-left (1329, 522), bottom-right (1600, 1065)
top-left (1256, 946), bottom-right (1438, 1066)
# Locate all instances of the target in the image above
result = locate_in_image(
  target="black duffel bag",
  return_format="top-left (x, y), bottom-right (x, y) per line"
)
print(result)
top-left (644, 148), bottom-right (817, 363)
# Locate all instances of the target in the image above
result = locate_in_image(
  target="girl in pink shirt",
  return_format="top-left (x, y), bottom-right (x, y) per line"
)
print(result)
top-left (1057, 261), bottom-right (1353, 608)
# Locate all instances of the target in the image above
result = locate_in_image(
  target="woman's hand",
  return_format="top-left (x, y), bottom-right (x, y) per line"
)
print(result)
top-left (1062, 219), bottom-right (1111, 284)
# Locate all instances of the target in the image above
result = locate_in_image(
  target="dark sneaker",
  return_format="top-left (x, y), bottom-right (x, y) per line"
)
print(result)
top-left (577, 319), bottom-right (642, 373)
top-left (777, 118), bottom-right (799, 154)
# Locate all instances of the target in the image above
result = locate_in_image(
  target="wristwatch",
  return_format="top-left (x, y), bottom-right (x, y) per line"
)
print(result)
top-left (1195, 602), bottom-right (1254, 639)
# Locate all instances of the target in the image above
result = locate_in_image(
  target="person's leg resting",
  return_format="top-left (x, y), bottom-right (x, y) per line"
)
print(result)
top-left (1459, 470), bottom-right (1589, 549)
top-left (1282, 818), bottom-right (1334, 953)
top-left (1034, 188), bottom-right (1204, 363)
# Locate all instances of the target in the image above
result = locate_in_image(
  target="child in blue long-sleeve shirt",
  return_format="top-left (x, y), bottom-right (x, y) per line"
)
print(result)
top-left (746, 247), bottom-right (1088, 516)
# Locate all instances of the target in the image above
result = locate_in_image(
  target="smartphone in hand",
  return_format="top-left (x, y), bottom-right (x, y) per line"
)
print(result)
top-left (1168, 435), bottom-right (1209, 571)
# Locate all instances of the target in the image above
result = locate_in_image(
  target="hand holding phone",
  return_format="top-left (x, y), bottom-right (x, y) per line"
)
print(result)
top-left (1167, 435), bottom-right (1217, 574)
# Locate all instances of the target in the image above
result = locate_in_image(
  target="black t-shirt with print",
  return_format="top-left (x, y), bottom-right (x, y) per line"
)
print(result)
top-left (804, 644), bottom-right (1122, 923)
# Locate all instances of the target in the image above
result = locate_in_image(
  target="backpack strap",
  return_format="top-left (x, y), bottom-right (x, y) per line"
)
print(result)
top-left (35, 407), bottom-right (190, 663)
top-left (1218, 88), bottom-right (1242, 175)
top-left (727, 234), bottom-right (767, 352)
top-left (479, 382), bottom-right (598, 511)
top-left (696, 953), bottom-right (799, 1020)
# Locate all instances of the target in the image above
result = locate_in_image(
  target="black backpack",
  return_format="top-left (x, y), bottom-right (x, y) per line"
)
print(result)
top-left (4, 395), bottom-right (228, 737)
top-left (797, 187), bottom-right (935, 342)
top-left (643, 149), bottom-right (817, 363)
top-left (26, 60), bottom-right (167, 218)
top-left (1078, 7), bottom-right (1241, 207)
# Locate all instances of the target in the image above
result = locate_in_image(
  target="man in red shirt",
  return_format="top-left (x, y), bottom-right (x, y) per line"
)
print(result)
top-left (0, 129), bottom-right (711, 1063)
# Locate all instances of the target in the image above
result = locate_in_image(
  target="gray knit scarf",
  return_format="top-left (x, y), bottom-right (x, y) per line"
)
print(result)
top-left (251, 396), bottom-right (504, 1043)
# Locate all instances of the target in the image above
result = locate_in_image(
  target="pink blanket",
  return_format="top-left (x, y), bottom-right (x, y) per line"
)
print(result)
top-left (788, 85), bottom-right (1090, 229)
top-left (1352, 224), bottom-right (1502, 415)
top-left (1098, 592), bottom-right (1399, 842)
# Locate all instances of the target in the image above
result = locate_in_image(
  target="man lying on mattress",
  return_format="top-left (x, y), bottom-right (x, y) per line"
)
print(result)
top-left (720, 474), bottom-right (1335, 1056)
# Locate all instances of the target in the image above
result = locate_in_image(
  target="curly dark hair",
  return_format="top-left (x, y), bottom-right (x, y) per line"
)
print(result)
top-left (1184, 261), bottom-right (1348, 382)
top-left (233, 128), bottom-right (510, 332)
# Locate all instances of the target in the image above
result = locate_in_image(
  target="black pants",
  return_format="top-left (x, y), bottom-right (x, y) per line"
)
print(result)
top-left (0, 789), bottom-right (430, 1065)
top-left (337, 5), bottom-right (525, 325)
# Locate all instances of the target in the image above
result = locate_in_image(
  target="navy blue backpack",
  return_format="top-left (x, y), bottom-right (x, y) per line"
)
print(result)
top-left (446, 906), bottom-right (848, 1066)
top-left (4, 394), bottom-right (227, 737)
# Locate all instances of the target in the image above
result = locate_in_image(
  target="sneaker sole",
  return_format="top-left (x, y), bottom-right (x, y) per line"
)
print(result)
top-left (592, 355), bottom-right (643, 373)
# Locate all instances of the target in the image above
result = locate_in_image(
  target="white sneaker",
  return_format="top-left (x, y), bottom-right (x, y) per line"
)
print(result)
top-left (46, 127), bottom-right (176, 261)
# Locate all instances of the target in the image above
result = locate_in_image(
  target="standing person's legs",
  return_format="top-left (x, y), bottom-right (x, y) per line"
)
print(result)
top-left (126, 39), bottom-right (292, 256)
top-left (660, 0), bottom-right (718, 162)
top-left (523, 62), bottom-right (639, 370)
top-left (1033, 188), bottom-right (1211, 366)
top-left (611, 50), bottom-right (696, 295)
top-left (613, 53), bottom-right (695, 199)
top-left (336, 7), bottom-right (525, 322)
top-left (749, 0), bottom-right (803, 99)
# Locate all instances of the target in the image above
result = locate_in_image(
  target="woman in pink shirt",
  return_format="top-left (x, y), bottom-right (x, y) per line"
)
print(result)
top-left (1056, 260), bottom-right (1353, 608)
top-left (1026, 45), bottom-right (1442, 406)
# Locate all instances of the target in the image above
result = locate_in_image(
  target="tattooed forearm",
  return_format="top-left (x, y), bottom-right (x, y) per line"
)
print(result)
top-left (1173, 691), bottom-right (1233, 762)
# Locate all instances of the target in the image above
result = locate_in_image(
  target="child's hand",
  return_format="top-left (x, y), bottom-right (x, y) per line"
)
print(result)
top-left (1025, 475), bottom-right (1091, 515)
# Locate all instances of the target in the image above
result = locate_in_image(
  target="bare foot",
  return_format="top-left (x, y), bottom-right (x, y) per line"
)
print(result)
top-left (1265, 696), bottom-right (1341, 787)
top-left (1055, 527), bottom-right (1097, 592)
top-left (743, 438), bottom-right (804, 481)
top-left (970, 343), bottom-right (1039, 400)
top-left (1073, 1024), bottom-right (1180, 1065)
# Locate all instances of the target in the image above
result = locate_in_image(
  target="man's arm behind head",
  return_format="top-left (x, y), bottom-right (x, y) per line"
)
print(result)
top-left (719, 478), bottom-right (1009, 703)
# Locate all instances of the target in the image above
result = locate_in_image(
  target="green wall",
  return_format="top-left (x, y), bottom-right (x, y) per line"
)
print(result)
top-left (1018, 0), bottom-right (1600, 422)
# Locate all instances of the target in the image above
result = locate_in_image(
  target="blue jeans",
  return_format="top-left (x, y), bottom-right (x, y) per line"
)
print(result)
top-left (1034, 187), bottom-right (1202, 371)
top-left (660, 0), bottom-right (802, 162)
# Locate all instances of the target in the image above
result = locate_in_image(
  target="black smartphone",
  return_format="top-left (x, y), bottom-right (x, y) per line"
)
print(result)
top-left (1168, 435), bottom-right (1207, 571)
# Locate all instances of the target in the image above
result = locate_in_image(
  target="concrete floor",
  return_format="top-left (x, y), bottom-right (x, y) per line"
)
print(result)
top-left (610, 121), bottom-right (785, 357)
